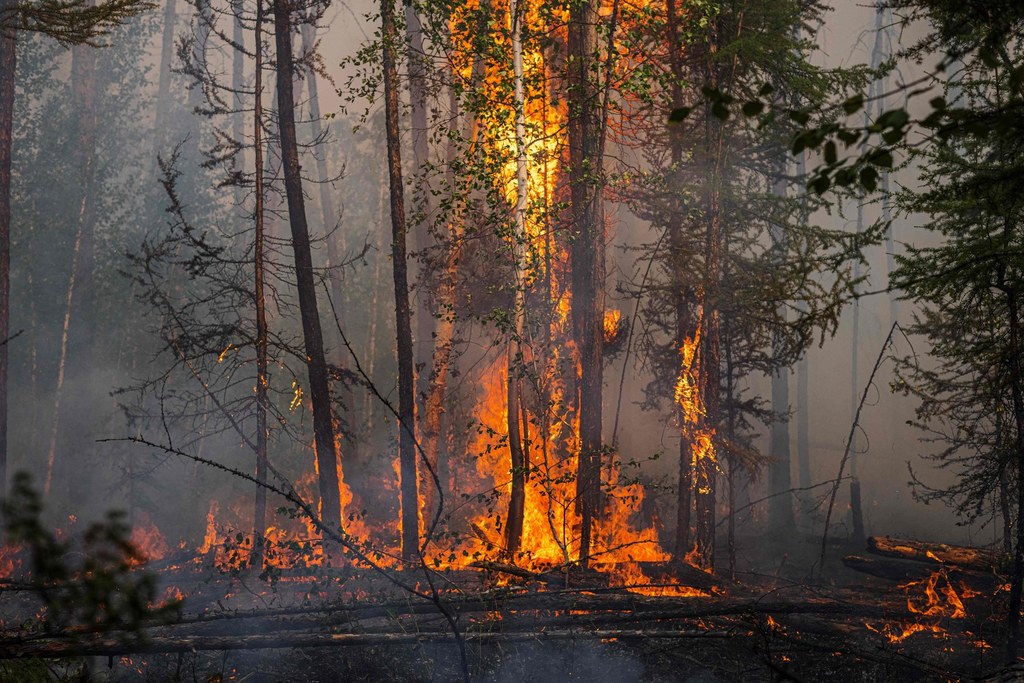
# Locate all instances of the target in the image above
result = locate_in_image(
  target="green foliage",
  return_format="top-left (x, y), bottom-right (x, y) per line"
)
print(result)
top-left (0, 0), bottom-right (154, 46)
top-left (3, 471), bottom-right (181, 637)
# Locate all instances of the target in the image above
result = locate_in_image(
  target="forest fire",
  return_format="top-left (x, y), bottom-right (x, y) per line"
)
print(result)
top-left (0, 0), bottom-right (1021, 677)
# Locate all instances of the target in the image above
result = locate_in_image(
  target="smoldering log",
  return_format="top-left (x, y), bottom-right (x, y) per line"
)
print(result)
top-left (842, 555), bottom-right (1001, 591)
top-left (866, 536), bottom-right (1004, 572)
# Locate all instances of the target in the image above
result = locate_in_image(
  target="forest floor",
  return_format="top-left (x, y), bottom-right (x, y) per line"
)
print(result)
top-left (0, 529), bottom-right (1011, 681)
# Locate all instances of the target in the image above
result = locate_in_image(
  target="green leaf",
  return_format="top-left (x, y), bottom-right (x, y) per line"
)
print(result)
top-left (842, 93), bottom-right (865, 115)
top-left (788, 109), bottom-right (811, 126)
top-left (711, 101), bottom-right (730, 120)
top-left (758, 82), bottom-right (774, 97)
top-left (668, 106), bottom-right (691, 124)
top-left (810, 175), bottom-right (831, 195)
top-left (824, 140), bottom-right (837, 165)
top-left (876, 108), bottom-right (910, 130)
top-left (859, 166), bottom-right (879, 192)
top-left (741, 100), bottom-right (765, 117)
top-left (870, 149), bottom-right (894, 169)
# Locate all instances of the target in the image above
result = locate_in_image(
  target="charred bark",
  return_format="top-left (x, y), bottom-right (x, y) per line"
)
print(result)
top-left (380, 0), bottom-right (419, 563)
top-left (0, 0), bottom-right (12, 502)
top-left (250, 0), bottom-right (268, 569)
top-left (272, 0), bottom-right (343, 541)
top-left (567, 0), bottom-right (605, 568)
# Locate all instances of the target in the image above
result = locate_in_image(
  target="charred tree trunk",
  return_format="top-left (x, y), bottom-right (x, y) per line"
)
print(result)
top-left (272, 0), bottom-right (342, 542)
top-left (299, 23), bottom-right (356, 452)
top-left (665, 0), bottom-right (691, 562)
top-left (693, 36), bottom-right (724, 572)
top-left (250, 0), bottom-right (268, 569)
top-left (999, 236), bottom-right (1024, 662)
top-left (0, 0), bottom-right (11, 502)
top-left (230, 0), bottom-right (245, 207)
top-left (381, 0), bottom-right (419, 564)
top-left (567, 0), bottom-right (605, 568)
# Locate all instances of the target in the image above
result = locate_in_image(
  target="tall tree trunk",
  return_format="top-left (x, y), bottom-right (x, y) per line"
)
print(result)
top-left (403, 5), bottom-right (433, 374)
top-left (230, 0), bottom-right (245, 208)
top-left (47, 26), bottom-right (99, 500)
top-left (504, 0), bottom-right (529, 555)
top-left (567, 0), bottom-right (605, 568)
top-left (1004, 283), bottom-right (1024, 662)
top-left (666, 0), bottom-right (691, 561)
top-left (153, 0), bottom-right (177, 164)
top-left (381, 0), bottom-right (419, 564)
top-left (299, 23), bottom-right (356, 449)
top-left (768, 164), bottom-right (795, 532)
top-left (0, 0), bottom-right (12, 502)
top-left (693, 36), bottom-right (724, 571)
top-left (250, 0), bottom-right (268, 569)
top-left (272, 0), bottom-right (342, 544)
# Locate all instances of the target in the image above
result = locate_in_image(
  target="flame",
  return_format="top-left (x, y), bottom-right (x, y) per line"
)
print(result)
top-left (602, 308), bottom-right (622, 343)
top-left (128, 512), bottom-right (169, 566)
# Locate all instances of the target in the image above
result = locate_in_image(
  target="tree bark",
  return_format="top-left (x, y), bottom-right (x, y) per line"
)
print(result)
top-left (0, 0), bottom-right (12, 503)
top-left (47, 22), bottom-right (99, 499)
top-left (867, 535), bottom-right (1003, 571)
top-left (271, 0), bottom-right (342, 543)
top-left (567, 0), bottom-right (605, 568)
top-left (250, 0), bottom-right (268, 569)
top-left (504, 0), bottom-right (529, 556)
top-left (693, 35), bottom-right (723, 570)
top-left (299, 23), bottom-right (356, 449)
top-left (665, 0), bottom-right (691, 562)
top-left (768, 163), bottom-right (794, 533)
top-left (403, 4), bottom-right (433, 373)
top-left (380, 0), bottom-right (419, 564)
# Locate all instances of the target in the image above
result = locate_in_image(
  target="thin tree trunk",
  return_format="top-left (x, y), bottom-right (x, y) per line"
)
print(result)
top-left (0, 0), bottom-right (13, 502)
top-left (504, 0), bottom-right (529, 555)
top-left (271, 0), bottom-right (342, 545)
top-left (153, 0), bottom-right (177, 164)
top-left (768, 163), bottom-right (794, 532)
top-left (47, 27), bottom-right (98, 499)
top-left (567, 0), bottom-right (605, 568)
top-left (380, 0), bottom-right (419, 564)
top-left (299, 23), bottom-right (356, 450)
top-left (666, 0), bottom-right (691, 561)
top-left (403, 4), bottom-right (433, 374)
top-left (230, 0), bottom-right (244, 208)
top-left (694, 36), bottom-right (724, 571)
top-left (250, 0), bottom-right (268, 569)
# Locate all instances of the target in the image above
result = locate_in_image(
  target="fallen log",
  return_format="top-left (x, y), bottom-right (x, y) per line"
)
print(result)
top-left (866, 536), bottom-right (1003, 572)
top-left (0, 628), bottom-right (739, 659)
top-left (842, 555), bottom-right (1001, 591)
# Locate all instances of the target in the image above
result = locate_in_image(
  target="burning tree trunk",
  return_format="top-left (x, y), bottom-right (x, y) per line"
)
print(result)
top-left (693, 38), bottom-right (724, 571)
top-left (665, 0), bottom-right (690, 561)
top-left (250, 0), bottom-right (268, 568)
top-left (567, 0), bottom-right (606, 568)
top-left (380, 0), bottom-right (419, 563)
top-left (0, 0), bottom-right (12, 502)
top-left (271, 0), bottom-right (343, 540)
top-left (504, 0), bottom-right (529, 554)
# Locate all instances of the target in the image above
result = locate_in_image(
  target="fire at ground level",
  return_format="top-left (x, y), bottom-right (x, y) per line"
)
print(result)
top-left (0, 528), bottom-right (1015, 682)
